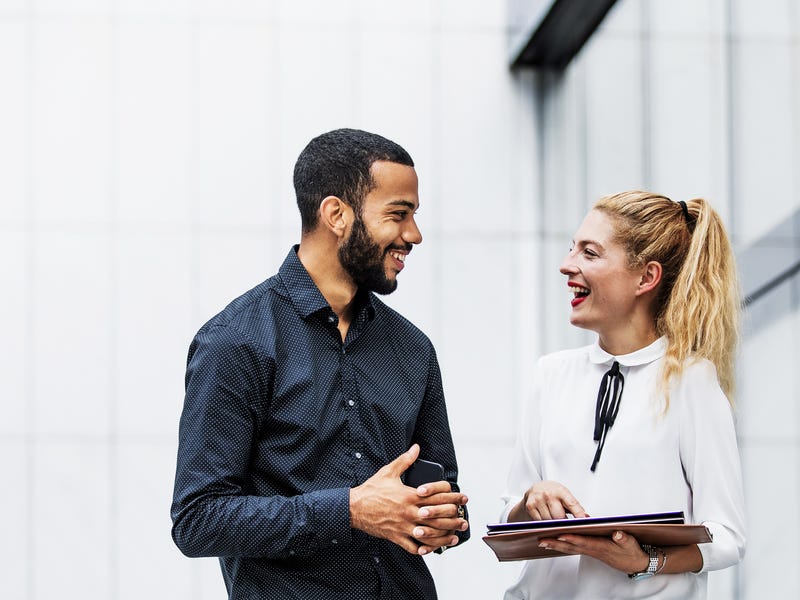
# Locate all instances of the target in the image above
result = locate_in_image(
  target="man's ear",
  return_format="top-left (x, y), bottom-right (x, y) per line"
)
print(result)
top-left (318, 195), bottom-right (352, 239)
top-left (636, 260), bottom-right (663, 296)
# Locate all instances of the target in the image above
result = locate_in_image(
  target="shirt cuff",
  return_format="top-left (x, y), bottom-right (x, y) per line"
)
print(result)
top-left (696, 521), bottom-right (744, 573)
top-left (310, 487), bottom-right (353, 550)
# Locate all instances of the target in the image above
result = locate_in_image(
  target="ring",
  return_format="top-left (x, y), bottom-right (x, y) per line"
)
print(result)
top-left (457, 506), bottom-right (465, 519)
top-left (440, 545), bottom-right (448, 553)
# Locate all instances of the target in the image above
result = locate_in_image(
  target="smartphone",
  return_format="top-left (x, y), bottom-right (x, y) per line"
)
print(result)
top-left (405, 458), bottom-right (444, 487)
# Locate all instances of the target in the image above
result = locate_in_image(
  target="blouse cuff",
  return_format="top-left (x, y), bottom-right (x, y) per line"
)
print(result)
top-left (696, 521), bottom-right (745, 573)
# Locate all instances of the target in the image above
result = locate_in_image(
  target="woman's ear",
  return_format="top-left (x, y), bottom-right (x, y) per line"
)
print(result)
top-left (318, 195), bottom-right (352, 239)
top-left (636, 260), bottom-right (663, 296)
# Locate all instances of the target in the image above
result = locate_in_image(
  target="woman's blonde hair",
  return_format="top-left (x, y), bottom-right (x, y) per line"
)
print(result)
top-left (593, 191), bottom-right (740, 407)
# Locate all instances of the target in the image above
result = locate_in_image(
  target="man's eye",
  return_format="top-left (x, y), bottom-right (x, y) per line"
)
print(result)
top-left (393, 211), bottom-right (408, 219)
top-left (584, 249), bottom-right (598, 258)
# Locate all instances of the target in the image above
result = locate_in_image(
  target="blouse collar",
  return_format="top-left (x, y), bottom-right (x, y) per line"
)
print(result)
top-left (588, 336), bottom-right (667, 368)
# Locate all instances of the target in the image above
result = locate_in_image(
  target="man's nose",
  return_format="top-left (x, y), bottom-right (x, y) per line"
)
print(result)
top-left (403, 217), bottom-right (423, 245)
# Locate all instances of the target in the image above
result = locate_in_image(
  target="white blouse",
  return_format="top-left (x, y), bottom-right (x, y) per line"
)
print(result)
top-left (500, 338), bottom-right (746, 599)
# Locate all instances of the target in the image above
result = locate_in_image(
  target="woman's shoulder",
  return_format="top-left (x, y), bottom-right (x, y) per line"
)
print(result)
top-left (671, 356), bottom-right (733, 415)
top-left (677, 355), bottom-right (721, 385)
top-left (536, 344), bottom-right (595, 371)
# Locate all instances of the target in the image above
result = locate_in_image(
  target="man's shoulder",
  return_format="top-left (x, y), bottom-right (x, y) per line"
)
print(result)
top-left (197, 274), bottom-right (283, 338)
top-left (370, 295), bottom-right (433, 348)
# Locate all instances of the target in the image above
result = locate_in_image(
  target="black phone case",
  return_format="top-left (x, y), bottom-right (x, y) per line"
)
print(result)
top-left (405, 459), bottom-right (444, 487)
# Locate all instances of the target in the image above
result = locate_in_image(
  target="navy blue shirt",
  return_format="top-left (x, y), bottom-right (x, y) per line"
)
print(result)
top-left (171, 247), bottom-right (467, 599)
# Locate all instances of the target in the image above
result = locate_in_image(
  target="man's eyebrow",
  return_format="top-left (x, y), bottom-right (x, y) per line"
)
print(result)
top-left (385, 200), bottom-right (417, 210)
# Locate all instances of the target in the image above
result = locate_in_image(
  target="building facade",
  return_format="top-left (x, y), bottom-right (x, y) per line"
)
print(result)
top-left (1, 0), bottom-right (797, 598)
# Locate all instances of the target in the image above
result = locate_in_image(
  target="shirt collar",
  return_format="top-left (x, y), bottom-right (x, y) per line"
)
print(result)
top-left (278, 245), bottom-right (375, 321)
top-left (587, 336), bottom-right (667, 368)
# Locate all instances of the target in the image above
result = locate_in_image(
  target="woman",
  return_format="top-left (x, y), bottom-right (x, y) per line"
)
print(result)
top-left (501, 191), bottom-right (746, 599)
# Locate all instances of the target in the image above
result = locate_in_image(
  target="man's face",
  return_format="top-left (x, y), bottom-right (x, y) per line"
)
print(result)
top-left (339, 161), bottom-right (422, 294)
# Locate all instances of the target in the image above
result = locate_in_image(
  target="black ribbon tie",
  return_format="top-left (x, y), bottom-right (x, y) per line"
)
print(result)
top-left (591, 360), bottom-right (625, 472)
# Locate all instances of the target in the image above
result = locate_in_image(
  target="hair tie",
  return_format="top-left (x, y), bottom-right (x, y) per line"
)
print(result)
top-left (678, 200), bottom-right (690, 225)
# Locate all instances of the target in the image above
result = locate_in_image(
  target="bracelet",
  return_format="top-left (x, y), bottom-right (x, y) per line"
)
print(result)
top-left (655, 548), bottom-right (668, 574)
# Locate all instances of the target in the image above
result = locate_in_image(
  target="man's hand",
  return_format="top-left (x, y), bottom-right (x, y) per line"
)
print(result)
top-left (349, 444), bottom-right (469, 555)
top-left (411, 481), bottom-right (469, 554)
top-left (509, 480), bottom-right (588, 522)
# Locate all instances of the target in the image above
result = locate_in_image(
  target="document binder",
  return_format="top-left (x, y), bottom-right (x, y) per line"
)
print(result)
top-left (483, 511), bottom-right (712, 562)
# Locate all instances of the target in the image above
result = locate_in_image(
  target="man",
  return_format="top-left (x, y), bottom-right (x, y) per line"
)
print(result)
top-left (171, 128), bottom-right (469, 599)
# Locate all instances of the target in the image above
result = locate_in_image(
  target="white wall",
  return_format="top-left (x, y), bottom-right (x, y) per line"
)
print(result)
top-left (0, 0), bottom-right (531, 598)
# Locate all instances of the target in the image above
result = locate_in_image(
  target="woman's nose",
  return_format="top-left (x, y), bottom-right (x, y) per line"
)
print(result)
top-left (559, 253), bottom-right (577, 275)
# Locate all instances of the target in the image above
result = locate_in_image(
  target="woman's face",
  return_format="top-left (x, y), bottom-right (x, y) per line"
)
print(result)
top-left (559, 209), bottom-right (646, 339)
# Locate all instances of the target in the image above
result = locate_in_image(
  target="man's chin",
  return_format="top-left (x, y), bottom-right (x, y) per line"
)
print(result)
top-left (370, 278), bottom-right (398, 295)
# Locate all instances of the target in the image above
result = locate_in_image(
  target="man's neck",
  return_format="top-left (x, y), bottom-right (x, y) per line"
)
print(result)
top-left (296, 239), bottom-right (358, 337)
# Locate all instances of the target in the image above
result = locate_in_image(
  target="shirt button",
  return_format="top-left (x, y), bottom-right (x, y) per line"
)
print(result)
top-left (373, 556), bottom-right (380, 564)
top-left (355, 452), bottom-right (362, 459)
top-left (331, 539), bottom-right (338, 545)
top-left (348, 399), bottom-right (355, 406)
top-left (289, 550), bottom-right (295, 556)
top-left (327, 315), bottom-right (336, 324)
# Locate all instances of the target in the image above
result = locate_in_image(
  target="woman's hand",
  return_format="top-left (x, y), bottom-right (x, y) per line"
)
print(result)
top-left (510, 480), bottom-right (589, 522)
top-left (538, 530), bottom-right (649, 574)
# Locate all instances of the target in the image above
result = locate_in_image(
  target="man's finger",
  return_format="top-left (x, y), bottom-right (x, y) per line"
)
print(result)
top-left (418, 503), bottom-right (464, 519)
top-left (413, 527), bottom-right (458, 549)
top-left (382, 444), bottom-right (420, 478)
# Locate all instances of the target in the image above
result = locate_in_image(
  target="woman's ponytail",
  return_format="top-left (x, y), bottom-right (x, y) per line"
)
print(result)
top-left (594, 192), bottom-right (740, 408)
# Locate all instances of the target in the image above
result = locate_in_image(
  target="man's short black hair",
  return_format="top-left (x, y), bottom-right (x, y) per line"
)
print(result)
top-left (293, 128), bottom-right (414, 232)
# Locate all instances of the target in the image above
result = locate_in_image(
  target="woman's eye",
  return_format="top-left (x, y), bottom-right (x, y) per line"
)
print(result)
top-left (584, 249), bottom-right (597, 257)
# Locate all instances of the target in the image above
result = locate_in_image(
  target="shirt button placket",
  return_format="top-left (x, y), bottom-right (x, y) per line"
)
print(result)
top-left (339, 344), bottom-right (363, 479)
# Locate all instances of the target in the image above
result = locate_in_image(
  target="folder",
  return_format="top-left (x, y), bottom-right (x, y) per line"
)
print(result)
top-left (483, 511), bottom-right (712, 562)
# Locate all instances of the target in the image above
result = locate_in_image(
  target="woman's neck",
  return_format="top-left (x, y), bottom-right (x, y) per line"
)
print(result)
top-left (597, 326), bottom-right (659, 357)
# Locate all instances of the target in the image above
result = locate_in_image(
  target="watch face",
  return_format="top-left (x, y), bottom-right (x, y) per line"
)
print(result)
top-left (630, 572), bottom-right (655, 581)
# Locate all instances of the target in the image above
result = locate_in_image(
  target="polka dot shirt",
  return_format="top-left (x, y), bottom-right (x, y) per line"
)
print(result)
top-left (171, 246), bottom-right (467, 599)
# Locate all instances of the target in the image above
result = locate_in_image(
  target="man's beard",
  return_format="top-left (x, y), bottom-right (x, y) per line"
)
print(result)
top-left (339, 216), bottom-right (404, 295)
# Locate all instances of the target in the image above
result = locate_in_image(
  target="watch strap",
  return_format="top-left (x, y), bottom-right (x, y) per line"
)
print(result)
top-left (628, 545), bottom-right (660, 580)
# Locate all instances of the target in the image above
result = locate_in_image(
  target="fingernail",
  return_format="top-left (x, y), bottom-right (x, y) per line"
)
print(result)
top-left (539, 543), bottom-right (549, 549)
top-left (418, 508), bottom-right (430, 517)
top-left (450, 536), bottom-right (458, 545)
top-left (418, 546), bottom-right (428, 555)
top-left (413, 527), bottom-right (424, 537)
top-left (417, 486), bottom-right (427, 495)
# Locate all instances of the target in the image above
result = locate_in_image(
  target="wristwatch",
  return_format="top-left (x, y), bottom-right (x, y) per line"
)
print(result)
top-left (628, 545), bottom-right (659, 580)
